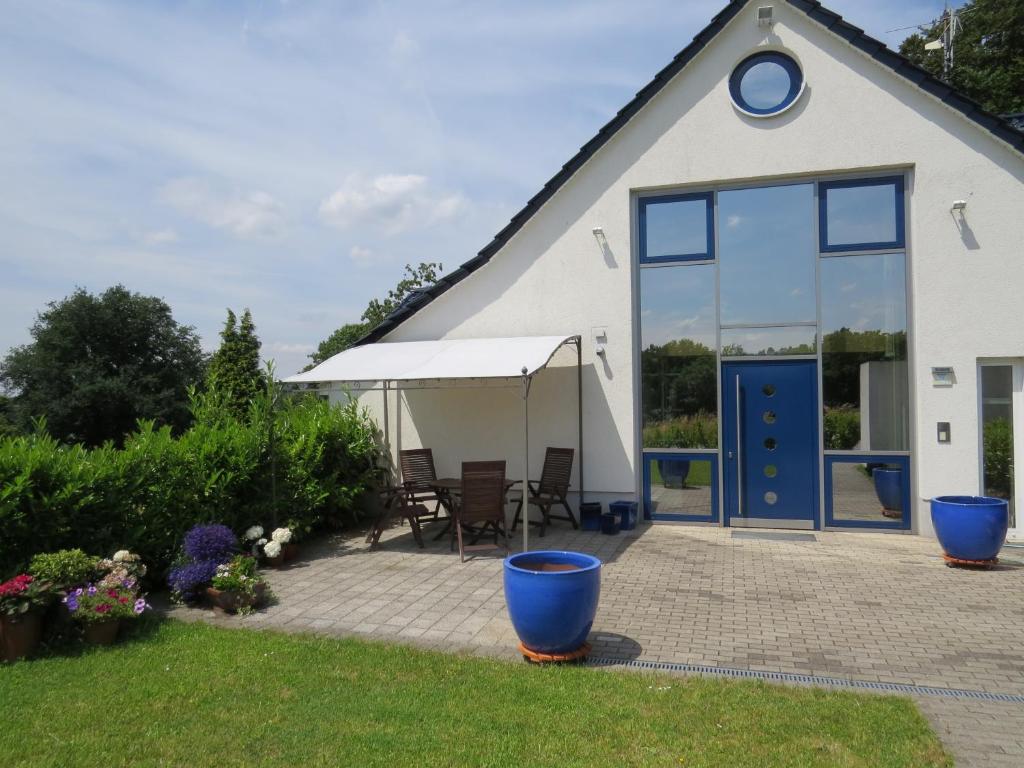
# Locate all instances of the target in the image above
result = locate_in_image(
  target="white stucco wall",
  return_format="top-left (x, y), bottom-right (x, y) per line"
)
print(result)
top-left (354, 3), bottom-right (1024, 533)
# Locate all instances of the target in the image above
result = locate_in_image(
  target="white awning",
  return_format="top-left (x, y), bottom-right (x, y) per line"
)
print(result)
top-left (284, 335), bottom-right (579, 384)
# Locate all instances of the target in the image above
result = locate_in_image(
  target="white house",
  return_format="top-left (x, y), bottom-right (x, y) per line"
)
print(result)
top-left (290, 0), bottom-right (1024, 540)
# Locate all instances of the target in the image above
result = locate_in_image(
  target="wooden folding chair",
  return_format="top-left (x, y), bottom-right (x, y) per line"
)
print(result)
top-left (399, 448), bottom-right (444, 522)
top-left (366, 486), bottom-right (426, 549)
top-left (511, 447), bottom-right (578, 537)
top-left (452, 460), bottom-right (509, 562)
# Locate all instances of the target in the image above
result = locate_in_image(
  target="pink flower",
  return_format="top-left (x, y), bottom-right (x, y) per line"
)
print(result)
top-left (95, 604), bottom-right (111, 614)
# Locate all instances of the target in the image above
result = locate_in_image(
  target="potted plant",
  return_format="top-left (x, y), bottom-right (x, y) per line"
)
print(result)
top-left (168, 524), bottom-right (239, 604)
top-left (62, 582), bottom-right (149, 645)
top-left (931, 496), bottom-right (1009, 562)
top-left (871, 467), bottom-right (903, 518)
top-left (0, 574), bottom-right (53, 661)
top-left (263, 527), bottom-right (296, 567)
top-left (503, 551), bottom-right (601, 656)
top-left (657, 459), bottom-right (690, 489)
top-left (206, 556), bottom-right (268, 614)
top-left (243, 525), bottom-right (268, 559)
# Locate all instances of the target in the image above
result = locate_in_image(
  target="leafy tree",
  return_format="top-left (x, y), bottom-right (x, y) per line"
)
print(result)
top-left (0, 395), bottom-right (17, 438)
top-left (207, 308), bottom-right (264, 417)
top-left (899, 0), bottom-right (1024, 115)
top-left (308, 262), bottom-right (442, 368)
top-left (0, 285), bottom-right (204, 446)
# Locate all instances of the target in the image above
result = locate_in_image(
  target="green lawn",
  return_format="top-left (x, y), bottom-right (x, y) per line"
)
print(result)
top-left (650, 457), bottom-right (713, 488)
top-left (0, 619), bottom-right (950, 768)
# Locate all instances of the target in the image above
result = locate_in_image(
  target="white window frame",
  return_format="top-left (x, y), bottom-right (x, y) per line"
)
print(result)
top-left (977, 359), bottom-right (1024, 541)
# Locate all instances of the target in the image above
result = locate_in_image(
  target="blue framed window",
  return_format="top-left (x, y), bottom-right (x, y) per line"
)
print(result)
top-left (643, 451), bottom-right (719, 522)
top-left (728, 51), bottom-right (804, 117)
top-left (824, 454), bottom-right (911, 529)
top-left (819, 176), bottom-right (905, 252)
top-left (638, 192), bottom-right (714, 263)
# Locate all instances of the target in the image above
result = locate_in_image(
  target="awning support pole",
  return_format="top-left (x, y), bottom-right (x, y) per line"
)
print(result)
top-left (577, 337), bottom-right (583, 507)
top-left (382, 380), bottom-right (390, 477)
top-left (521, 366), bottom-right (531, 553)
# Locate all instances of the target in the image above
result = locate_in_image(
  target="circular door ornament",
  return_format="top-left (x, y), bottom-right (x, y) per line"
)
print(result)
top-left (729, 51), bottom-right (804, 117)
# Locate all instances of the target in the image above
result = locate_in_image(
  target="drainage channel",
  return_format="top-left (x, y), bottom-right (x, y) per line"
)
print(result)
top-left (585, 657), bottom-right (1024, 704)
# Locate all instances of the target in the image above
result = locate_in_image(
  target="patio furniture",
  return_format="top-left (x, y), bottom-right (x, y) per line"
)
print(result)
top-left (399, 448), bottom-right (444, 522)
top-left (365, 486), bottom-right (426, 550)
top-left (511, 447), bottom-right (578, 537)
top-left (452, 461), bottom-right (510, 562)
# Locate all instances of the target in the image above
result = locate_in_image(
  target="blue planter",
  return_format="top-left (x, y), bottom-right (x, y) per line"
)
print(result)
top-left (503, 551), bottom-right (601, 654)
top-left (580, 502), bottom-right (603, 532)
top-left (931, 496), bottom-right (1009, 561)
top-left (657, 459), bottom-right (690, 488)
top-left (872, 468), bottom-right (903, 513)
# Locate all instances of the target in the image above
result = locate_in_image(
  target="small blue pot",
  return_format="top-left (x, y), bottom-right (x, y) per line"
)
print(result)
top-left (503, 551), bottom-right (601, 654)
top-left (931, 496), bottom-right (1008, 561)
top-left (657, 459), bottom-right (690, 488)
top-left (872, 468), bottom-right (903, 512)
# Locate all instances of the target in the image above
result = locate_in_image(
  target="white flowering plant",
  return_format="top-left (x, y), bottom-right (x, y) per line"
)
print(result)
top-left (270, 527), bottom-right (293, 545)
top-left (243, 525), bottom-right (264, 542)
top-left (263, 540), bottom-right (283, 559)
top-left (210, 556), bottom-right (266, 601)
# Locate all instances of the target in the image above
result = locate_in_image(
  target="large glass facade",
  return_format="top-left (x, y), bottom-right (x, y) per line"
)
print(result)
top-left (980, 365), bottom-right (1015, 528)
top-left (637, 172), bottom-right (911, 528)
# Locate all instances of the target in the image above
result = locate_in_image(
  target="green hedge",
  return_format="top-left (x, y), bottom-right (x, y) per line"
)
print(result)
top-left (0, 388), bottom-right (380, 580)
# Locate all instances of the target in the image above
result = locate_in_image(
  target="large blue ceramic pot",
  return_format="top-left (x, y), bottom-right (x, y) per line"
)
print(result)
top-left (503, 551), bottom-right (601, 654)
top-left (657, 459), bottom-right (690, 489)
top-left (872, 468), bottom-right (903, 513)
top-left (931, 496), bottom-right (1009, 561)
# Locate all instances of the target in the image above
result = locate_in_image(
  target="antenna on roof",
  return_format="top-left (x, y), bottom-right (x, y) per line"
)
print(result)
top-left (886, 2), bottom-right (974, 83)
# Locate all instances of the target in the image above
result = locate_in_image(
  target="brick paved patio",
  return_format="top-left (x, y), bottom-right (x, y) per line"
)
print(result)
top-left (169, 521), bottom-right (1024, 767)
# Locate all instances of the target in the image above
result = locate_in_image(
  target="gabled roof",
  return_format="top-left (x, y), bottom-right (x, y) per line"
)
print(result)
top-left (358, 0), bottom-right (1024, 346)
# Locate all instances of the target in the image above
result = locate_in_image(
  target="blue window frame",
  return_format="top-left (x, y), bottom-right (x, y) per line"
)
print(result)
top-left (824, 454), bottom-right (911, 529)
top-left (638, 192), bottom-right (714, 263)
top-left (819, 176), bottom-right (905, 252)
top-left (728, 51), bottom-right (804, 117)
top-left (642, 451), bottom-right (719, 522)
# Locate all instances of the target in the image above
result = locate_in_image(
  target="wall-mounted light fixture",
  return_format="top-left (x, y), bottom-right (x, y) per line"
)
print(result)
top-left (757, 6), bottom-right (774, 26)
top-left (931, 366), bottom-right (955, 387)
top-left (951, 200), bottom-right (967, 213)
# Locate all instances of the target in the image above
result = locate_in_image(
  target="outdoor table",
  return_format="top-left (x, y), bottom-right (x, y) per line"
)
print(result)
top-left (428, 477), bottom-right (519, 540)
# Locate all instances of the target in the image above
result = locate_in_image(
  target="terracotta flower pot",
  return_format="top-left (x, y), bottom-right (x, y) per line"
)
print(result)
top-left (1, 612), bottom-right (44, 661)
top-left (283, 543), bottom-right (299, 562)
top-left (206, 583), bottom-right (266, 615)
top-left (265, 554), bottom-right (285, 569)
top-left (83, 618), bottom-right (120, 646)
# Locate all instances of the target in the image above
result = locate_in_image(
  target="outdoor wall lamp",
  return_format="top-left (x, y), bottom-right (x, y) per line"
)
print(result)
top-left (951, 200), bottom-right (967, 213)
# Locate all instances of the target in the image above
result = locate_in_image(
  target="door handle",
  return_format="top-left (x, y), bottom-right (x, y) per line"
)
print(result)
top-left (735, 373), bottom-right (743, 517)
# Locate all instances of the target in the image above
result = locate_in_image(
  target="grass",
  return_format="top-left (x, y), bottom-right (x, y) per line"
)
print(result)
top-left (0, 619), bottom-right (950, 768)
top-left (649, 458), bottom-right (713, 488)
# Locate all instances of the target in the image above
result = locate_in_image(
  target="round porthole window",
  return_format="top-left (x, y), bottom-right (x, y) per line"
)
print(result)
top-left (729, 51), bottom-right (804, 117)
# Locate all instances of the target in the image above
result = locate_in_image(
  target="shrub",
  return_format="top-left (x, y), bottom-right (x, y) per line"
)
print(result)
top-left (0, 384), bottom-right (382, 580)
top-left (642, 412), bottom-right (718, 449)
top-left (29, 549), bottom-right (99, 591)
top-left (824, 407), bottom-right (860, 450)
top-left (183, 525), bottom-right (238, 562)
top-left (983, 418), bottom-right (1014, 497)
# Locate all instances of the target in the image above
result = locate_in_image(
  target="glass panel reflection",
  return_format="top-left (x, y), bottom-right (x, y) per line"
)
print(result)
top-left (824, 180), bottom-right (899, 249)
top-left (640, 265), bottom-right (717, 448)
top-left (720, 326), bottom-right (816, 357)
top-left (719, 184), bottom-right (816, 324)
top-left (981, 365), bottom-right (1015, 527)
top-left (643, 196), bottom-right (710, 260)
top-left (740, 62), bottom-right (792, 109)
top-left (648, 457), bottom-right (714, 518)
top-left (831, 461), bottom-right (905, 523)
top-left (821, 253), bottom-right (908, 450)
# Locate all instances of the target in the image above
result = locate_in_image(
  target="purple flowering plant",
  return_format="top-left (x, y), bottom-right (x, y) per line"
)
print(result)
top-left (63, 580), bottom-right (150, 624)
top-left (183, 524), bottom-right (238, 562)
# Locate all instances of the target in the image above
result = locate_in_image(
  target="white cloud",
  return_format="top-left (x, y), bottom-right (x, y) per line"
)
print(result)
top-left (143, 228), bottom-right (179, 246)
top-left (391, 30), bottom-right (420, 59)
top-left (349, 245), bottom-right (376, 265)
top-left (161, 178), bottom-right (285, 239)
top-left (268, 341), bottom-right (314, 355)
top-left (318, 173), bottom-right (465, 235)
top-left (726, 214), bottom-right (742, 228)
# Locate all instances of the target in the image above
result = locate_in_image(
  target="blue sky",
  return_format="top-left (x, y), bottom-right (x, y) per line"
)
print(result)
top-left (0, 0), bottom-right (945, 375)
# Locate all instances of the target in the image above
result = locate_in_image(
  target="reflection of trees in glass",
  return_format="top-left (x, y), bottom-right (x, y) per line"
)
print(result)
top-left (721, 342), bottom-right (815, 356)
top-left (983, 418), bottom-right (1014, 499)
top-left (822, 328), bottom-right (907, 450)
top-left (641, 339), bottom-right (717, 448)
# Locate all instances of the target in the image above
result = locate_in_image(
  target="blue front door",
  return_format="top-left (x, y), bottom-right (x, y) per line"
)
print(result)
top-left (722, 360), bottom-right (819, 528)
